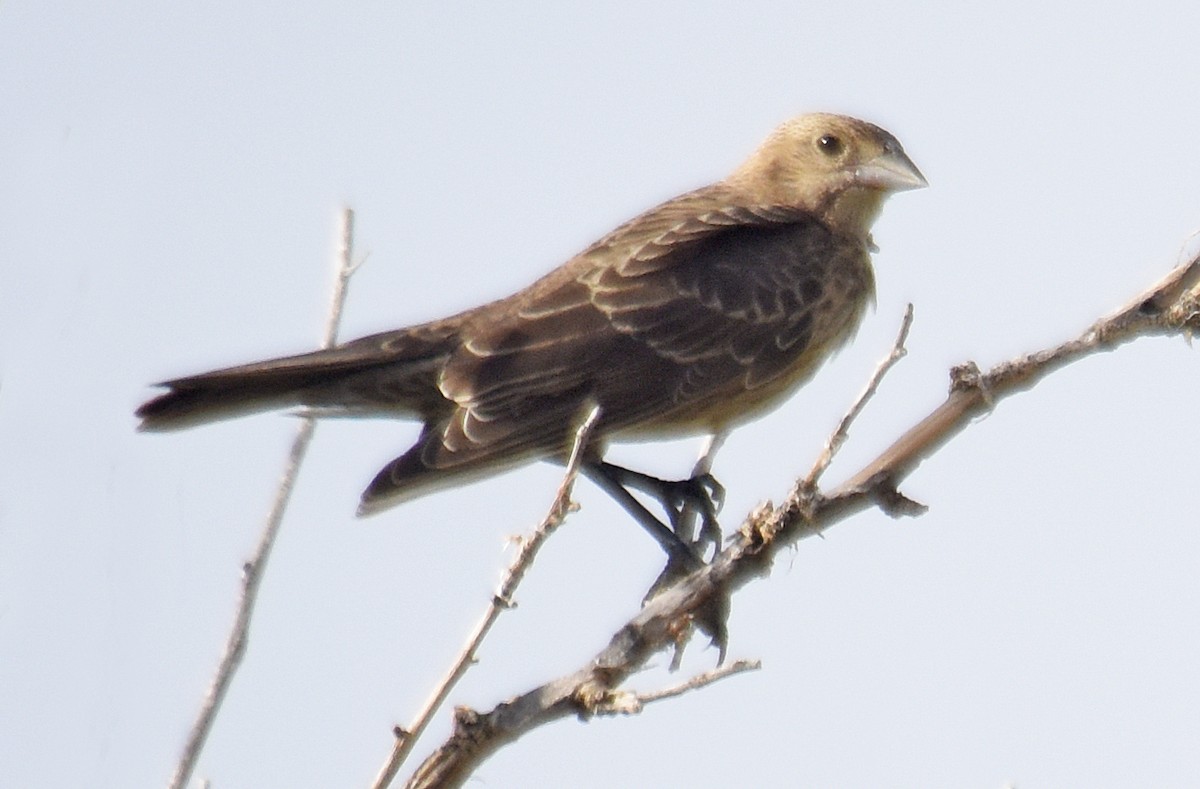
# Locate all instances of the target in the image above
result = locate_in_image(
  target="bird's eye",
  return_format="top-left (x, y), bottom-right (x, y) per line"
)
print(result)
top-left (817, 134), bottom-right (843, 156)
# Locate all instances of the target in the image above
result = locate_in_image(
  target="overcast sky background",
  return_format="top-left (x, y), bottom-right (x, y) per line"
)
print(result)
top-left (3, 3), bottom-right (1200, 787)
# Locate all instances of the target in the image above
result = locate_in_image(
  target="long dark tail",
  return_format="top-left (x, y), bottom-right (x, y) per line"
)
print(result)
top-left (136, 327), bottom-right (456, 431)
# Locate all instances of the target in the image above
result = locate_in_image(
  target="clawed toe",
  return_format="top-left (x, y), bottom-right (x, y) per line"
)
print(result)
top-left (585, 460), bottom-right (728, 563)
top-left (661, 475), bottom-right (724, 554)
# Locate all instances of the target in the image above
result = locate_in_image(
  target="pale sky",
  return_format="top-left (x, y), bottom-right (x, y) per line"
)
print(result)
top-left (3, 3), bottom-right (1199, 787)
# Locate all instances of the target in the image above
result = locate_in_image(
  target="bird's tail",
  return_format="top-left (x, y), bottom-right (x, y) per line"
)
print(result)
top-left (136, 328), bottom-right (456, 431)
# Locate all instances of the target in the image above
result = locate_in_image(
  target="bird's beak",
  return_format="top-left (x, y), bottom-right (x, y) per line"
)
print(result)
top-left (854, 146), bottom-right (927, 192)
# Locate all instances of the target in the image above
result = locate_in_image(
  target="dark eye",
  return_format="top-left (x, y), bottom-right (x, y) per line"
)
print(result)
top-left (817, 134), bottom-right (843, 156)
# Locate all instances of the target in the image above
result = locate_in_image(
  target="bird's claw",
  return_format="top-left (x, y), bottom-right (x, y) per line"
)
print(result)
top-left (663, 473), bottom-right (725, 556)
top-left (695, 473), bottom-right (726, 512)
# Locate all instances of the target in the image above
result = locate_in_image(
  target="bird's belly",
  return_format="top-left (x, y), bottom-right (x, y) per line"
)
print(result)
top-left (606, 346), bottom-right (825, 443)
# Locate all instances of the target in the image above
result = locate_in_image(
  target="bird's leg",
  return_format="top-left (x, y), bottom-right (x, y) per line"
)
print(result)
top-left (582, 462), bottom-right (704, 572)
top-left (586, 460), bottom-right (725, 559)
top-left (674, 432), bottom-right (729, 556)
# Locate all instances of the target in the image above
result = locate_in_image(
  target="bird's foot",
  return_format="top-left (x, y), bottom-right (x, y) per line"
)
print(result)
top-left (659, 473), bottom-right (725, 557)
top-left (588, 461), bottom-right (726, 557)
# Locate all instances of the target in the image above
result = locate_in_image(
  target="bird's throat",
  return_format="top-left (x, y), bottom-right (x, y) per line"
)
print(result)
top-left (822, 187), bottom-right (888, 246)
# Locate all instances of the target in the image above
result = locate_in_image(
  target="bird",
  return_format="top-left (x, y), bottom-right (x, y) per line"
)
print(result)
top-left (137, 112), bottom-right (925, 561)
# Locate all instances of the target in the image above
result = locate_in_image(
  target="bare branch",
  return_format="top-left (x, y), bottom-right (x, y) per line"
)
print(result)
top-left (803, 303), bottom-right (914, 489)
top-left (399, 252), bottom-right (1200, 789)
top-left (838, 254), bottom-right (1200, 497)
top-left (566, 659), bottom-right (761, 717)
top-left (168, 208), bottom-right (358, 789)
top-left (371, 404), bottom-right (604, 789)
top-left (629, 658), bottom-right (762, 708)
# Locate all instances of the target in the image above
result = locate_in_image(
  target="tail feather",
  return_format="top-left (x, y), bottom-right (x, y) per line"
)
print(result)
top-left (137, 357), bottom-right (372, 431)
top-left (137, 327), bottom-right (457, 431)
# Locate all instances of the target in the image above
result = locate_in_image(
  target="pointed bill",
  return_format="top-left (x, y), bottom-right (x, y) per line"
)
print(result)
top-left (855, 147), bottom-right (928, 192)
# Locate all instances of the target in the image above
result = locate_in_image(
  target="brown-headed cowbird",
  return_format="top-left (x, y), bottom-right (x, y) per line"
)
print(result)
top-left (138, 113), bottom-right (924, 552)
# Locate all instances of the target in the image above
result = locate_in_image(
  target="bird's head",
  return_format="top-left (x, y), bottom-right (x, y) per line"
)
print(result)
top-left (727, 112), bottom-right (926, 242)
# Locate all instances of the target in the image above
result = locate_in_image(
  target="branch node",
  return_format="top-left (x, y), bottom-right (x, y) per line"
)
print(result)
top-left (1168, 292), bottom-right (1200, 333)
top-left (572, 682), bottom-right (610, 719)
top-left (949, 361), bottom-right (990, 399)
top-left (870, 476), bottom-right (928, 518)
top-left (792, 482), bottom-right (823, 519)
top-left (739, 500), bottom-right (783, 549)
top-left (1138, 294), bottom-right (1165, 316)
top-left (590, 689), bottom-right (643, 717)
top-left (452, 705), bottom-right (481, 732)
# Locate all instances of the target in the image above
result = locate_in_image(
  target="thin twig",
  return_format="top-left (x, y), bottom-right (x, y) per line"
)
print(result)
top-left (371, 404), bottom-right (604, 789)
top-left (324, 207), bottom-right (357, 345)
top-left (573, 659), bottom-right (761, 716)
top-left (838, 255), bottom-right (1200, 496)
top-left (168, 208), bottom-right (358, 789)
top-left (803, 303), bottom-right (914, 489)
top-left (627, 658), bottom-right (762, 708)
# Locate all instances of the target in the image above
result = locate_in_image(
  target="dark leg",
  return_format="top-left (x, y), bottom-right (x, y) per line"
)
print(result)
top-left (582, 462), bottom-right (703, 571)
top-left (588, 461), bottom-right (725, 556)
top-left (585, 461), bottom-right (733, 658)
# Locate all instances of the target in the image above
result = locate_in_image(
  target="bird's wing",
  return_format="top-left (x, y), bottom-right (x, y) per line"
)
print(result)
top-left (584, 203), bottom-right (873, 427)
top-left (439, 198), bottom-right (868, 456)
top-left (360, 197), bottom-right (872, 508)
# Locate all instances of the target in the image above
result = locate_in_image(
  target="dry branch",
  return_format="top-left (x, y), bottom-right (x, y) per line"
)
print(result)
top-left (398, 253), bottom-right (1200, 789)
top-left (168, 208), bottom-right (358, 789)
top-left (370, 405), bottom-right (602, 789)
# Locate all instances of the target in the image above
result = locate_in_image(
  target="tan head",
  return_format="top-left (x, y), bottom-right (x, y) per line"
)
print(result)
top-left (726, 113), bottom-right (926, 241)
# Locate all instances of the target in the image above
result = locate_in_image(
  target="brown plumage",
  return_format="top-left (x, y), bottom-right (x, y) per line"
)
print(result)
top-left (137, 113), bottom-right (925, 516)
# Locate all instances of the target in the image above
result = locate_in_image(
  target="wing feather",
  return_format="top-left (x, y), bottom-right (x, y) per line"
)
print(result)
top-left (360, 190), bottom-right (873, 508)
top-left (411, 195), bottom-right (870, 472)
